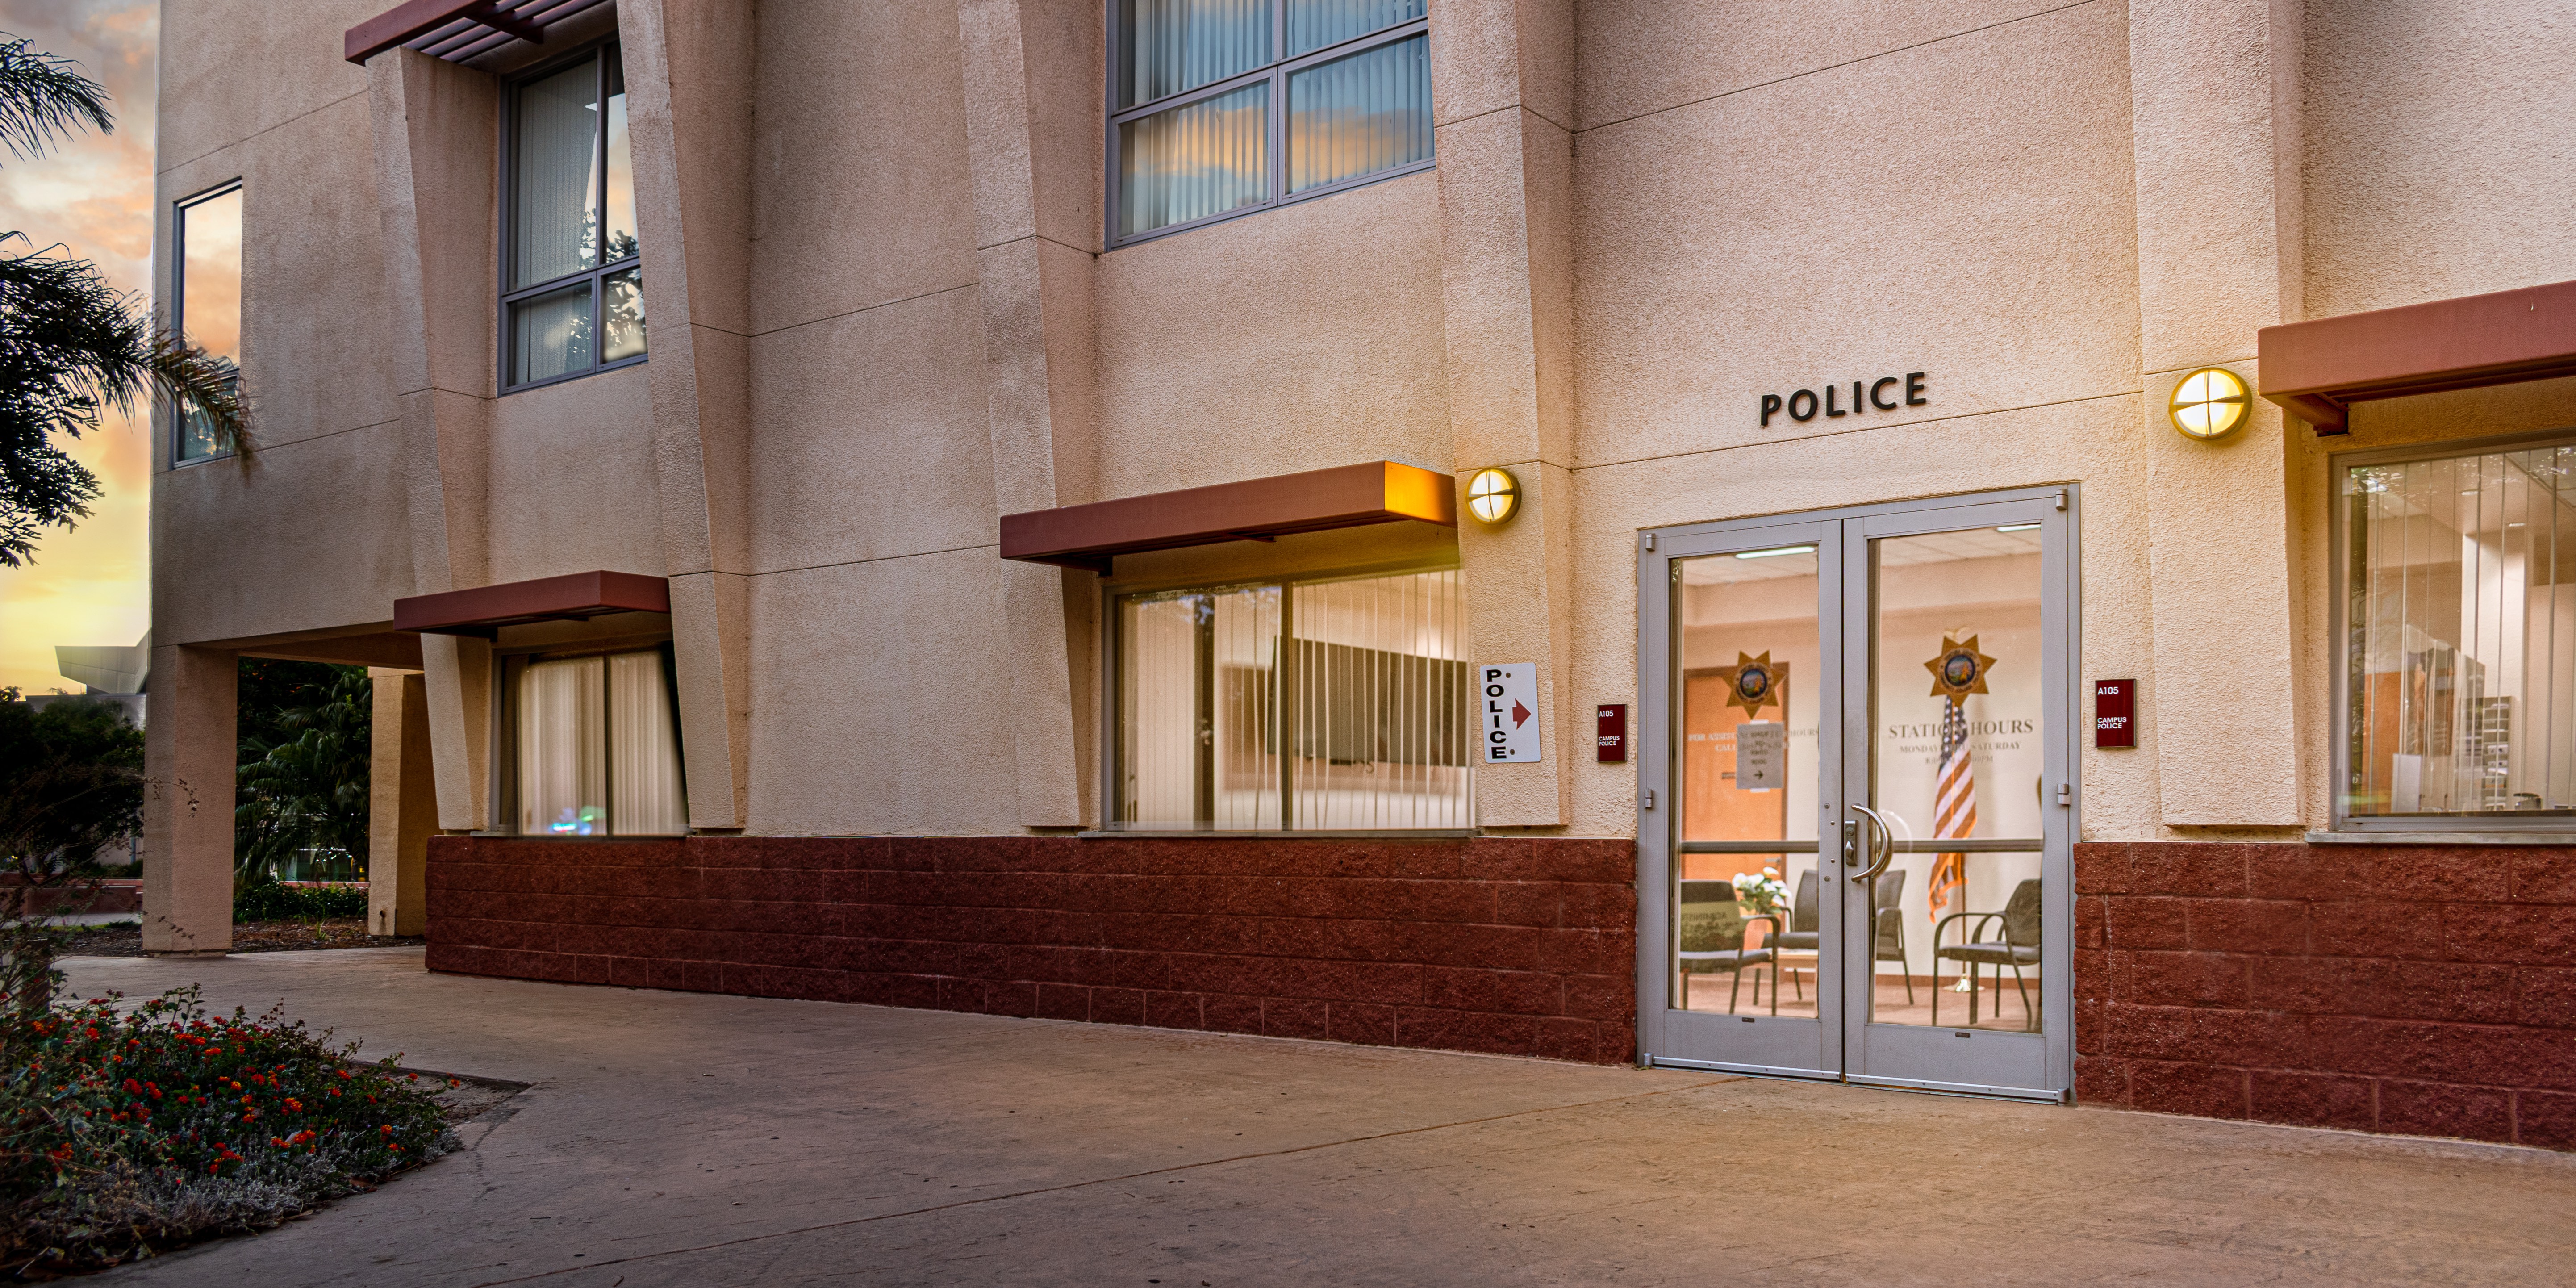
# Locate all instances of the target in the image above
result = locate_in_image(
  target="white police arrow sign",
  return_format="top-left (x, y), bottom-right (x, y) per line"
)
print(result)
top-left (1480, 664), bottom-right (1541, 763)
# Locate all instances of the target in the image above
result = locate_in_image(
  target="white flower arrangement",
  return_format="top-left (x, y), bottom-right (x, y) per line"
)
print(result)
top-left (1730, 866), bottom-right (1789, 917)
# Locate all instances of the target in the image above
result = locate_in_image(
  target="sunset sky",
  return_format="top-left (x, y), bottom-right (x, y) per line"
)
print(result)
top-left (0, 1), bottom-right (158, 695)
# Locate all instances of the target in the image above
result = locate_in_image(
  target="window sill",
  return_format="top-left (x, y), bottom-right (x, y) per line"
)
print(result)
top-left (1078, 829), bottom-right (1478, 841)
top-left (2306, 831), bottom-right (2576, 846)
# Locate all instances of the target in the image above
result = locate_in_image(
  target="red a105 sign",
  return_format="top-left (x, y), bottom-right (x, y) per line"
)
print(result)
top-left (2094, 679), bottom-right (2136, 748)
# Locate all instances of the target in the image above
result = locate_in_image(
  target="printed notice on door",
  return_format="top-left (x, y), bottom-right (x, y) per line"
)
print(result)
top-left (1736, 721), bottom-right (1784, 790)
top-left (1480, 664), bottom-right (1541, 763)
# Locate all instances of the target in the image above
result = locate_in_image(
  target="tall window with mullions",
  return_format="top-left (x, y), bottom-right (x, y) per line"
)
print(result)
top-left (503, 44), bottom-right (645, 390)
top-left (1110, 0), bottom-right (1432, 245)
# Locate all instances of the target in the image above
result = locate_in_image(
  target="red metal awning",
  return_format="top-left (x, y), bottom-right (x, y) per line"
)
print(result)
top-left (345, 0), bottom-right (613, 65)
top-left (393, 570), bottom-right (670, 637)
top-left (1000, 461), bottom-right (1457, 573)
top-left (2258, 279), bottom-right (2576, 434)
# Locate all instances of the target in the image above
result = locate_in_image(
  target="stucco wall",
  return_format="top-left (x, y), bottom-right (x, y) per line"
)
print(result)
top-left (2302, 0), bottom-right (2576, 318)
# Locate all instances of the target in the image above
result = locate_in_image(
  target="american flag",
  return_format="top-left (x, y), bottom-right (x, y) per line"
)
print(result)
top-left (1927, 700), bottom-right (1974, 921)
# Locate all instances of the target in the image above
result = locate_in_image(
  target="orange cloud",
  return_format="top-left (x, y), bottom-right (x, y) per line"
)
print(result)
top-left (0, 1), bottom-right (161, 694)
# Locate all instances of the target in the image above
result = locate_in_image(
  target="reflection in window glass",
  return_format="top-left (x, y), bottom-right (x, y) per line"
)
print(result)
top-left (1120, 0), bottom-right (1270, 107)
top-left (510, 283), bottom-right (593, 385)
top-left (1288, 35), bottom-right (1431, 194)
top-left (1119, 83), bottom-right (1268, 237)
top-left (515, 649), bottom-right (686, 836)
top-left (1115, 569), bottom-right (1469, 830)
top-left (174, 187), bottom-right (242, 463)
top-left (1287, 0), bottom-right (1423, 57)
top-left (1112, 0), bottom-right (1426, 241)
top-left (2346, 444), bottom-right (2576, 822)
top-left (505, 45), bottom-right (643, 387)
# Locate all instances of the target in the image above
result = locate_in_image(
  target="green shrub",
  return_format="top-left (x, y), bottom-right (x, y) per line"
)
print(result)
top-left (232, 882), bottom-right (369, 923)
top-left (2, 987), bottom-right (456, 1271)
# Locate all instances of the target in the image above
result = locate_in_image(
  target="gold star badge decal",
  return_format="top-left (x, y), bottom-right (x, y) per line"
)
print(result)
top-left (1715, 651), bottom-right (1785, 718)
top-left (1925, 635), bottom-right (1996, 707)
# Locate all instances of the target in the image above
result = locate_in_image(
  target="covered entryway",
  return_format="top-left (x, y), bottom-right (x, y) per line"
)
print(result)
top-left (1637, 488), bottom-right (2078, 1100)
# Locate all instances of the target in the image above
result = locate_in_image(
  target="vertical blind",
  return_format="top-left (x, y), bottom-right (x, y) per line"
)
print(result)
top-left (516, 649), bottom-right (687, 836)
top-left (1113, 0), bottom-right (1429, 240)
top-left (2346, 443), bottom-right (2576, 819)
top-left (1287, 35), bottom-right (1431, 194)
top-left (506, 46), bottom-right (643, 386)
top-left (1116, 569), bottom-right (1470, 831)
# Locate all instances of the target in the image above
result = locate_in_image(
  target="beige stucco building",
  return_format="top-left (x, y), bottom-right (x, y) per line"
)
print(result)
top-left (146, 0), bottom-right (2576, 1144)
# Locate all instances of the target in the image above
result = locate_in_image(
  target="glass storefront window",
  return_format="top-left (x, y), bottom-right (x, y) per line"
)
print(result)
top-left (1113, 567), bottom-right (1470, 831)
top-left (508, 648), bottom-right (688, 836)
top-left (2342, 439), bottom-right (2576, 825)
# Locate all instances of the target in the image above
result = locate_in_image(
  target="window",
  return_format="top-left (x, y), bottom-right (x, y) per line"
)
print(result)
top-left (503, 45), bottom-right (644, 390)
top-left (2339, 435), bottom-right (2576, 829)
top-left (171, 184), bottom-right (241, 463)
top-left (1111, 567), bottom-right (1470, 830)
top-left (501, 647), bottom-right (687, 835)
top-left (1109, 0), bottom-right (1432, 245)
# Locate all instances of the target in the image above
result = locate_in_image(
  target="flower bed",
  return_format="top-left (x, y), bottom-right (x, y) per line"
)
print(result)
top-left (2, 988), bottom-right (459, 1274)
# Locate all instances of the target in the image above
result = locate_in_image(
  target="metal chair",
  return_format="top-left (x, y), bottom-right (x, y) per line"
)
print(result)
top-left (1678, 905), bottom-right (1780, 1015)
top-left (1770, 870), bottom-right (1820, 999)
top-left (1871, 867), bottom-right (1913, 1006)
top-left (1932, 877), bottom-right (2041, 1030)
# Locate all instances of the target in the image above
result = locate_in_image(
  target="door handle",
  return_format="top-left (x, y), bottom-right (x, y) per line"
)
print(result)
top-left (1847, 804), bottom-right (1896, 882)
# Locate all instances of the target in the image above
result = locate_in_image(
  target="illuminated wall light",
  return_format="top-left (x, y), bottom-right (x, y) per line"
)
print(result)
top-left (1465, 467), bottom-right (1521, 525)
top-left (2169, 366), bottom-right (2251, 441)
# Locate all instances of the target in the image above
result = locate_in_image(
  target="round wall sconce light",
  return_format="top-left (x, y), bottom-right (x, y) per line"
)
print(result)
top-left (1465, 467), bottom-right (1521, 526)
top-left (2169, 366), bottom-right (2251, 441)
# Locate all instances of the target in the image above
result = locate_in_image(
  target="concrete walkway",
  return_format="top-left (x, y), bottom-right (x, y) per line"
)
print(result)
top-left (59, 949), bottom-right (2576, 1287)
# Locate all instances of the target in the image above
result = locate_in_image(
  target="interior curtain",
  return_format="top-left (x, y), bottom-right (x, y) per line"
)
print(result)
top-left (1286, 0), bottom-right (1422, 56)
top-left (518, 657), bottom-right (606, 835)
top-left (609, 651), bottom-right (689, 835)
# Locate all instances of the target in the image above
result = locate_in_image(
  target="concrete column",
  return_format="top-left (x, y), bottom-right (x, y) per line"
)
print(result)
top-left (420, 634), bottom-right (492, 831)
top-left (620, 0), bottom-right (759, 829)
top-left (367, 670), bottom-right (435, 937)
top-left (1431, 0), bottom-right (1576, 827)
top-left (141, 645), bottom-right (234, 955)
top-left (2129, 0), bottom-right (2307, 828)
top-left (959, 0), bottom-right (1104, 827)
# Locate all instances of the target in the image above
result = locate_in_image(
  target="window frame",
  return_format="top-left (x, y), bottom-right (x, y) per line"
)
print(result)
top-left (2329, 426), bottom-right (2576, 835)
top-left (490, 639), bottom-right (689, 837)
top-left (1095, 555), bottom-right (1474, 836)
top-left (497, 40), bottom-right (645, 395)
top-left (169, 180), bottom-right (243, 467)
top-left (1102, 5), bottom-right (1434, 250)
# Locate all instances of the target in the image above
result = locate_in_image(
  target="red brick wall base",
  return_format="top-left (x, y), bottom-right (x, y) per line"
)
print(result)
top-left (2075, 841), bottom-right (2576, 1150)
top-left (425, 836), bottom-right (1638, 1065)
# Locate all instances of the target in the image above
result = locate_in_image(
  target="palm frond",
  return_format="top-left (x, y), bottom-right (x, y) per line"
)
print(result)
top-left (0, 36), bottom-right (112, 163)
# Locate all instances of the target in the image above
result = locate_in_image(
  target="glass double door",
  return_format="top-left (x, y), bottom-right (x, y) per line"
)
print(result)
top-left (1637, 490), bottom-right (2074, 1100)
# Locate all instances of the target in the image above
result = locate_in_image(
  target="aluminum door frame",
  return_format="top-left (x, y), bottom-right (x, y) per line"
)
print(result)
top-left (1837, 494), bottom-right (2078, 1102)
top-left (1634, 514), bottom-right (1845, 1079)
top-left (1637, 486), bottom-right (2079, 1103)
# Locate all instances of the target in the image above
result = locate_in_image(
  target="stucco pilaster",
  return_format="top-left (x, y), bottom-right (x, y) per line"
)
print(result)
top-left (2129, 0), bottom-right (2307, 828)
top-left (367, 669), bottom-right (434, 936)
top-left (418, 634), bottom-right (492, 830)
top-left (369, 49), bottom-right (500, 829)
top-left (620, 0), bottom-right (757, 828)
top-left (960, 0), bottom-right (1102, 828)
top-left (140, 645), bottom-right (235, 954)
top-left (1432, 0), bottom-right (1576, 827)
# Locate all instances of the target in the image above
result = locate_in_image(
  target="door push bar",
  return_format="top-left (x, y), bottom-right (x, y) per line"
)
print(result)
top-left (1843, 805), bottom-right (1896, 882)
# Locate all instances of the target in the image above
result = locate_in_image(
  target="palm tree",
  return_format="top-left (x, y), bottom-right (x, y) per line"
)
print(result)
top-left (0, 34), bottom-right (248, 569)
